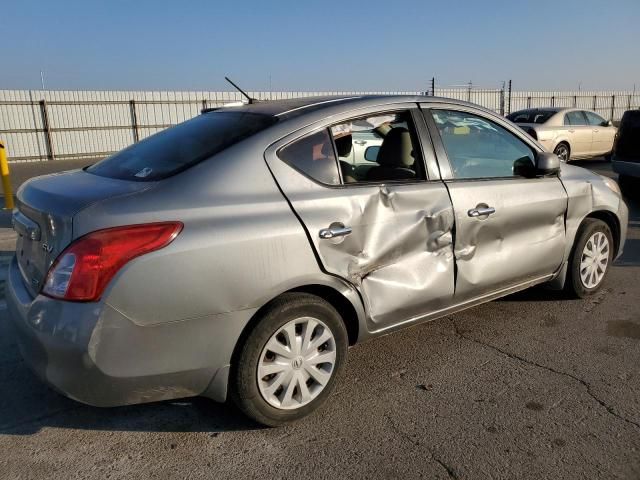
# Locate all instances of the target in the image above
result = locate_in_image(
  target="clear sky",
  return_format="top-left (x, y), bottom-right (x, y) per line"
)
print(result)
top-left (2, 0), bottom-right (639, 92)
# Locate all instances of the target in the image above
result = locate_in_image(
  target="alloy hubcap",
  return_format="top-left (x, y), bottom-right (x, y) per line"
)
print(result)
top-left (580, 232), bottom-right (609, 289)
top-left (257, 317), bottom-right (336, 410)
top-left (556, 146), bottom-right (569, 161)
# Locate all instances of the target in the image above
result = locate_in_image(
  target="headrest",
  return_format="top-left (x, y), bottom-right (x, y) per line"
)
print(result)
top-left (376, 127), bottom-right (414, 167)
top-left (334, 134), bottom-right (353, 157)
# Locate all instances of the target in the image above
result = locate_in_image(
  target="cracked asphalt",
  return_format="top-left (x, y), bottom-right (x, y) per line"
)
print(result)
top-left (1, 160), bottom-right (639, 479)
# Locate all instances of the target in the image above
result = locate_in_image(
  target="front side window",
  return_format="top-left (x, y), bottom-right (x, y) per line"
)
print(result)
top-left (585, 111), bottom-right (606, 126)
top-left (279, 129), bottom-right (340, 185)
top-left (329, 111), bottom-right (424, 183)
top-left (431, 110), bottom-right (535, 179)
top-left (565, 111), bottom-right (588, 126)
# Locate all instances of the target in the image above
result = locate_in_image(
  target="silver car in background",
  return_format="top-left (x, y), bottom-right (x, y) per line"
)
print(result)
top-left (508, 107), bottom-right (617, 161)
top-left (7, 95), bottom-right (628, 426)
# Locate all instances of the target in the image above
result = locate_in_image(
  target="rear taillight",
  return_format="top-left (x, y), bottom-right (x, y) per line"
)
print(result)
top-left (42, 222), bottom-right (183, 302)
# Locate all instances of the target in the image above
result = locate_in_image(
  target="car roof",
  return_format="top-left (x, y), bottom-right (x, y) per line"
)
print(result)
top-left (203, 94), bottom-right (489, 121)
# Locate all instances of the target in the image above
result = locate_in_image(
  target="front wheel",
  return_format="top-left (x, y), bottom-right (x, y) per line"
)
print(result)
top-left (565, 218), bottom-right (614, 298)
top-left (229, 293), bottom-right (348, 426)
top-left (554, 143), bottom-right (570, 162)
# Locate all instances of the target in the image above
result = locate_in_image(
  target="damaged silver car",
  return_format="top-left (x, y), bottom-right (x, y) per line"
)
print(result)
top-left (7, 95), bottom-right (628, 426)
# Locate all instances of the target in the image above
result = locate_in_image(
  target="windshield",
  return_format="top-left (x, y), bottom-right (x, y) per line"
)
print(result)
top-left (87, 111), bottom-right (277, 181)
top-left (507, 110), bottom-right (556, 124)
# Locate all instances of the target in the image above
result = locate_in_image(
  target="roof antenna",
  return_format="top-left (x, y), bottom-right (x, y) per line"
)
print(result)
top-left (225, 76), bottom-right (256, 104)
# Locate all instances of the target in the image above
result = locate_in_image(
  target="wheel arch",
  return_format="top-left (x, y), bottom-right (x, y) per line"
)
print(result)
top-left (554, 140), bottom-right (571, 158)
top-left (232, 283), bottom-right (364, 372)
top-left (585, 210), bottom-right (621, 256)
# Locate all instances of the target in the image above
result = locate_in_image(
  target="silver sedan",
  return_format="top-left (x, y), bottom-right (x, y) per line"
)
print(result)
top-left (7, 95), bottom-right (628, 426)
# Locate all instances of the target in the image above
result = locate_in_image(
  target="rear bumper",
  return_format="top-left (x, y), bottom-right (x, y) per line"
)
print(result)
top-left (6, 257), bottom-right (254, 406)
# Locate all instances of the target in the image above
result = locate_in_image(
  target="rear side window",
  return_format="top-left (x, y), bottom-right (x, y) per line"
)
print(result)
top-left (564, 111), bottom-right (588, 126)
top-left (278, 129), bottom-right (340, 185)
top-left (87, 112), bottom-right (276, 181)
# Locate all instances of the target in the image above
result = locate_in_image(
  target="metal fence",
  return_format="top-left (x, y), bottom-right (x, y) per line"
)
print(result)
top-left (1, 87), bottom-right (639, 163)
top-left (427, 83), bottom-right (640, 121)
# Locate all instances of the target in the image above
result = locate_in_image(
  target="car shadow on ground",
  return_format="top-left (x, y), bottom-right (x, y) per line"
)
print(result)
top-left (0, 316), bottom-right (262, 436)
top-left (0, 372), bottom-right (262, 436)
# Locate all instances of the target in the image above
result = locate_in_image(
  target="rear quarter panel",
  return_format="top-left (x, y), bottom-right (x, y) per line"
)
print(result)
top-left (74, 132), bottom-right (364, 328)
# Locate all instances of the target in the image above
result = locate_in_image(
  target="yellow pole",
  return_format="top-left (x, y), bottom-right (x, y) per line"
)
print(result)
top-left (0, 140), bottom-right (15, 210)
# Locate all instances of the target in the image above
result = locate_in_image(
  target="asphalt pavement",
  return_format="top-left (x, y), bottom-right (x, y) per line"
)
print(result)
top-left (0, 160), bottom-right (639, 479)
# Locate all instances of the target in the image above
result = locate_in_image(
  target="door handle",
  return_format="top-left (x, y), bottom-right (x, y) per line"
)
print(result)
top-left (319, 225), bottom-right (352, 239)
top-left (568, 129), bottom-right (575, 133)
top-left (468, 206), bottom-right (496, 217)
top-left (593, 129), bottom-right (599, 133)
top-left (353, 140), bottom-right (367, 146)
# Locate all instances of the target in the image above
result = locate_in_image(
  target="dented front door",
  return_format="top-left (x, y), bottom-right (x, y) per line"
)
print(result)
top-left (445, 178), bottom-right (567, 300)
top-left (423, 105), bottom-right (568, 301)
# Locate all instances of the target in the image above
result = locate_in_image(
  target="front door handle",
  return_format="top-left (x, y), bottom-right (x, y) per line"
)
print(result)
top-left (319, 225), bottom-right (352, 239)
top-left (468, 206), bottom-right (496, 217)
top-left (353, 140), bottom-right (367, 146)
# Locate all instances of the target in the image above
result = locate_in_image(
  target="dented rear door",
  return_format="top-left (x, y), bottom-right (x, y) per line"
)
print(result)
top-left (265, 106), bottom-right (456, 331)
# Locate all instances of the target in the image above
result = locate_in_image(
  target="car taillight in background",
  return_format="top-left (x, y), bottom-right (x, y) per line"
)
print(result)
top-left (42, 222), bottom-right (183, 302)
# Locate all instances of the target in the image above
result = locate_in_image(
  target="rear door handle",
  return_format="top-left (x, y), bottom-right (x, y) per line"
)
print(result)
top-left (319, 225), bottom-right (352, 239)
top-left (468, 207), bottom-right (496, 217)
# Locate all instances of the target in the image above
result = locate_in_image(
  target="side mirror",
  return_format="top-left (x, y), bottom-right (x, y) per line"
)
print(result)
top-left (536, 151), bottom-right (561, 175)
top-left (364, 145), bottom-right (380, 162)
top-left (513, 156), bottom-right (537, 177)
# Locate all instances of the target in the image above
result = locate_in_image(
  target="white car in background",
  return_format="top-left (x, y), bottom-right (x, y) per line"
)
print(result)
top-left (507, 108), bottom-right (617, 162)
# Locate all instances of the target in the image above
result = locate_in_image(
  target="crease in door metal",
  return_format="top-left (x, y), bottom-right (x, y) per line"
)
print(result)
top-left (316, 184), bottom-right (456, 326)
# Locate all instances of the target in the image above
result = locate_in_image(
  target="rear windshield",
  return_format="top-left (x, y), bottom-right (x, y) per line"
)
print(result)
top-left (507, 110), bottom-right (556, 124)
top-left (87, 111), bottom-right (277, 181)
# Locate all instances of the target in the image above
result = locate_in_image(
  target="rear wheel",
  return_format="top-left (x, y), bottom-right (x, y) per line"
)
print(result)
top-left (566, 218), bottom-right (613, 298)
top-left (554, 142), bottom-right (570, 162)
top-left (229, 293), bottom-right (348, 426)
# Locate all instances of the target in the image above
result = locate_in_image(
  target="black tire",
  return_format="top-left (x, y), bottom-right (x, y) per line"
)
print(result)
top-left (229, 292), bottom-right (348, 427)
top-left (565, 218), bottom-right (614, 298)
top-left (554, 142), bottom-right (571, 162)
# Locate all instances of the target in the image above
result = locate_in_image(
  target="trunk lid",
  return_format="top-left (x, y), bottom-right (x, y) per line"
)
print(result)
top-left (13, 169), bottom-right (152, 297)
